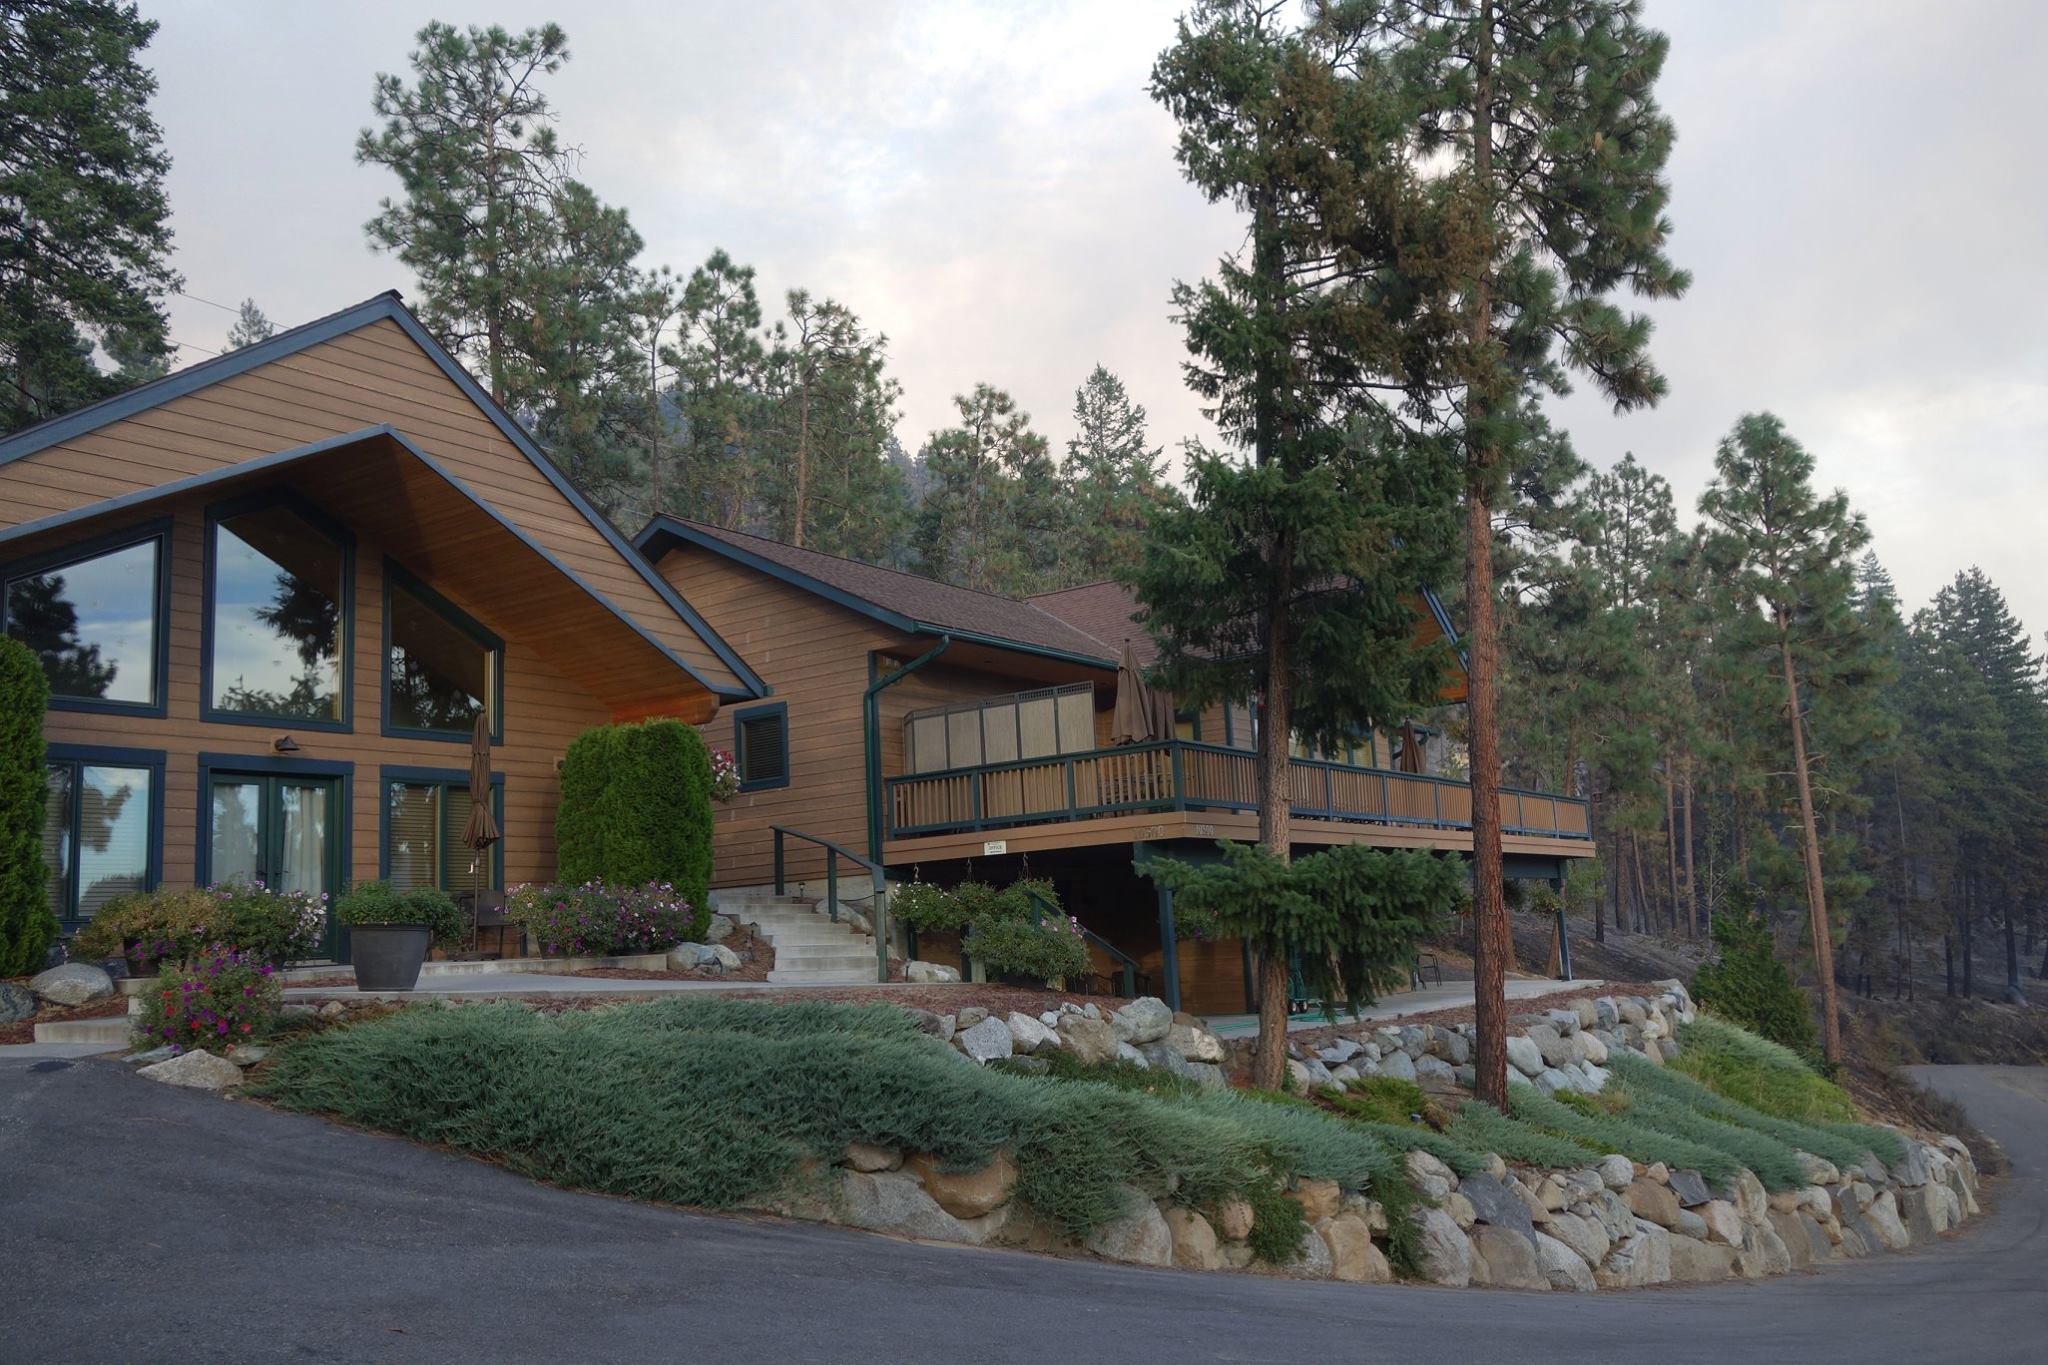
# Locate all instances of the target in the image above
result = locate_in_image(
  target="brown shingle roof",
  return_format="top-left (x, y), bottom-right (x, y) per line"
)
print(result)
top-left (1029, 581), bottom-right (1154, 665)
top-left (637, 518), bottom-right (1119, 665)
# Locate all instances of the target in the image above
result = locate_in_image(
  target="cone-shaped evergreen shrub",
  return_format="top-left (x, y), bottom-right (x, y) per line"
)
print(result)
top-left (1692, 904), bottom-right (1818, 1056)
top-left (555, 719), bottom-right (713, 936)
top-left (0, 638), bottom-right (55, 975)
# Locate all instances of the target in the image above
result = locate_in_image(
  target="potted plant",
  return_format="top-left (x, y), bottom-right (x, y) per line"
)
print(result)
top-left (335, 881), bottom-right (464, 991)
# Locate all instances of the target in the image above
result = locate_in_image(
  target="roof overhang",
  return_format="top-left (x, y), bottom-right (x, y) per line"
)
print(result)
top-left (0, 426), bottom-right (723, 722)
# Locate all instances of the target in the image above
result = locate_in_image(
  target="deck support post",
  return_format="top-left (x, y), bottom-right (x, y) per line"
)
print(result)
top-left (1154, 882), bottom-right (1182, 1013)
top-left (863, 637), bottom-right (953, 864)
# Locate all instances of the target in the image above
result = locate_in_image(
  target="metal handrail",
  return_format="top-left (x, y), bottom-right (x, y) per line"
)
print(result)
top-left (770, 824), bottom-right (889, 984)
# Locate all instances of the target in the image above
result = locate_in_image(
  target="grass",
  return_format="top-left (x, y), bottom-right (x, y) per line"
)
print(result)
top-left (1669, 1016), bottom-right (1857, 1124)
top-left (251, 997), bottom-right (1413, 1253)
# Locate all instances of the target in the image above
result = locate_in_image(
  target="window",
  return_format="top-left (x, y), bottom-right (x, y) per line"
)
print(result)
top-left (384, 775), bottom-right (502, 893)
top-left (384, 564), bottom-right (501, 740)
top-left (903, 683), bottom-right (1096, 774)
top-left (207, 500), bottom-right (349, 725)
top-left (734, 704), bottom-right (789, 791)
top-left (43, 749), bottom-right (160, 925)
top-left (2, 526), bottom-right (167, 711)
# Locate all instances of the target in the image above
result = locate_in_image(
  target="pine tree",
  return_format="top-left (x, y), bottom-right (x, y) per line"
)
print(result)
top-left (760, 291), bottom-right (905, 557)
top-left (913, 385), bottom-right (1058, 595)
top-left (664, 249), bottom-right (770, 529)
top-left (1060, 366), bottom-right (1170, 585)
top-left (225, 298), bottom-right (275, 350)
top-left (0, 0), bottom-right (179, 432)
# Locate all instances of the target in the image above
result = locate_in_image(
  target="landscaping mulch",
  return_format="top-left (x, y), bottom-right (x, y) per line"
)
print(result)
top-left (0, 992), bottom-right (129, 1046)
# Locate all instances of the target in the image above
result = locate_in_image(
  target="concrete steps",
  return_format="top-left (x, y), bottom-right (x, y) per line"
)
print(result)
top-left (718, 891), bottom-right (879, 984)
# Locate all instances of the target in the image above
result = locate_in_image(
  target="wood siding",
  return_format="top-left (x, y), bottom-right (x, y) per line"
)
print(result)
top-left (0, 318), bottom-right (745, 693)
top-left (29, 490), bottom-right (610, 892)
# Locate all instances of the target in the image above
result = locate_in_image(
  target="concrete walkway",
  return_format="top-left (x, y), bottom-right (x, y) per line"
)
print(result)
top-left (1203, 976), bottom-right (1603, 1038)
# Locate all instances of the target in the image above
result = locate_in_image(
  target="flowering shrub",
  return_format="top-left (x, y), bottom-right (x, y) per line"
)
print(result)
top-left (708, 747), bottom-right (741, 803)
top-left (505, 880), bottom-right (697, 957)
top-left (966, 913), bottom-right (1091, 985)
top-left (335, 880), bottom-right (468, 949)
top-left (890, 881), bottom-right (973, 934)
top-left (137, 945), bottom-right (282, 1055)
top-left (71, 880), bottom-right (327, 970)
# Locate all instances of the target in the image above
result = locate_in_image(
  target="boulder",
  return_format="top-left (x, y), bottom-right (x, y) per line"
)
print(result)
top-left (955, 1015), bottom-right (1013, 1064)
top-left (1215, 1197), bottom-right (1256, 1242)
top-left (1294, 1227), bottom-right (1335, 1279)
top-left (839, 1170), bottom-right (1002, 1245)
top-left (1116, 1041), bottom-right (1150, 1069)
top-left (1862, 1191), bottom-right (1911, 1251)
top-left (1596, 1154), bottom-right (1635, 1191)
top-left (1699, 1199), bottom-right (1744, 1245)
top-left (1526, 1023), bottom-right (1573, 1069)
top-left (1888, 1142), bottom-right (1934, 1188)
top-left (1289, 1177), bottom-right (1342, 1223)
top-left (1794, 1211), bottom-right (1836, 1263)
top-left (1534, 1068), bottom-right (1574, 1096)
top-left (1441, 1192), bottom-right (1477, 1229)
top-left (1732, 1170), bottom-right (1769, 1225)
top-left (1458, 1173), bottom-right (1536, 1242)
top-left (667, 942), bottom-right (718, 970)
top-left (904, 1151), bottom-right (1017, 1219)
top-left (1084, 1197), bottom-right (1172, 1267)
top-left (1595, 1223), bottom-right (1672, 1288)
top-left (1542, 1211), bottom-right (1610, 1268)
top-left (904, 1009), bottom-right (955, 1042)
top-left (1735, 1223), bottom-right (1792, 1278)
top-left (137, 1050), bottom-right (244, 1091)
top-left (955, 1006), bottom-right (989, 1030)
top-left (1111, 997), bottom-right (1173, 1046)
top-left (1379, 1050), bottom-right (1419, 1083)
top-left (844, 1142), bottom-right (901, 1173)
top-left (1404, 1149), bottom-right (1456, 1202)
top-left (903, 960), bottom-right (960, 984)
top-left (1899, 1183), bottom-right (1959, 1242)
top-left (1578, 1030), bottom-right (1608, 1065)
top-left (29, 962), bottom-right (114, 1006)
top-left (1671, 1207), bottom-right (1709, 1241)
top-left (1624, 1178), bottom-right (1683, 1230)
top-left (1341, 1192), bottom-right (1389, 1234)
top-left (702, 913), bottom-right (737, 942)
top-left (1412, 1207), bottom-right (1474, 1287)
top-left (1318, 1037), bottom-right (1364, 1065)
top-left (0, 981), bottom-right (35, 1025)
top-left (1534, 1230), bottom-right (1596, 1292)
top-left (1797, 1152), bottom-right (1841, 1186)
top-left (1319, 1212), bottom-right (1392, 1283)
top-left (1767, 1209), bottom-right (1815, 1270)
top-left (1587, 1189), bottom-right (1639, 1244)
top-left (1006, 1012), bottom-right (1059, 1055)
top-left (1164, 1207), bottom-right (1222, 1270)
top-left (1166, 1022), bottom-right (1224, 1064)
top-left (707, 943), bottom-right (741, 971)
top-left (1667, 1235), bottom-right (1736, 1283)
top-left (1667, 1169), bottom-right (1712, 1207)
top-left (1057, 1014), bottom-right (1116, 1066)
top-left (1505, 1034), bottom-right (1545, 1076)
top-left (1470, 1225), bottom-right (1548, 1290)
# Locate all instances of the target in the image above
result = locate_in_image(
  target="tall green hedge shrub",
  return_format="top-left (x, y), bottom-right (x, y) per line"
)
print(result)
top-left (556, 719), bottom-right (713, 934)
top-left (1692, 903), bottom-right (1818, 1057)
top-left (0, 638), bottom-right (56, 975)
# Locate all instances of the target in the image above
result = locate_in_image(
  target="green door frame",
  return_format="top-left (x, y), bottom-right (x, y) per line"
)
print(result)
top-left (197, 754), bottom-right (354, 960)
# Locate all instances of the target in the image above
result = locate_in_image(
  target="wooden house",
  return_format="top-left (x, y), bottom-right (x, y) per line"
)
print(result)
top-left (636, 517), bottom-right (1593, 1013)
top-left (0, 293), bottom-right (762, 956)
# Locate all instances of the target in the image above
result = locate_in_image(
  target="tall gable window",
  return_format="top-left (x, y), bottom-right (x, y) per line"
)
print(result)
top-left (207, 500), bottom-right (350, 725)
top-left (2, 526), bottom-right (167, 711)
top-left (384, 564), bottom-right (501, 741)
top-left (735, 703), bottom-right (789, 791)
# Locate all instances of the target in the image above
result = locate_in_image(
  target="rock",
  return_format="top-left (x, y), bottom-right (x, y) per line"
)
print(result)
top-left (1341, 1192), bottom-right (1389, 1233)
top-left (1057, 1014), bottom-right (1116, 1065)
top-left (1139, 1040), bottom-right (1195, 1079)
top-left (904, 1008), bottom-right (955, 1042)
top-left (1768, 1209), bottom-right (1815, 1270)
top-left (1732, 1170), bottom-right (1769, 1225)
top-left (1166, 1022), bottom-right (1224, 1064)
top-left (1319, 1037), bottom-right (1363, 1064)
top-left (1116, 1042), bottom-right (1150, 1069)
top-left (667, 941), bottom-right (716, 969)
top-left (1617, 998), bottom-right (1648, 1027)
top-left (1596, 1154), bottom-right (1635, 1191)
top-left (844, 1142), bottom-right (901, 1173)
top-left (1404, 1149), bottom-right (1456, 1202)
top-left (1215, 1197), bottom-right (1255, 1242)
top-left (1544, 1008), bottom-right (1581, 1036)
top-left (1900, 1183), bottom-right (1959, 1242)
top-left (1588, 1189), bottom-right (1639, 1243)
top-left (225, 1045), bottom-right (268, 1068)
top-left (702, 913), bottom-right (737, 941)
top-left (1441, 1192), bottom-right (1477, 1229)
top-left (1533, 1230), bottom-right (1596, 1292)
top-left (1624, 1178), bottom-right (1683, 1230)
top-left (1290, 1177), bottom-right (1342, 1223)
top-left (1294, 1227), bottom-right (1335, 1279)
top-left (1164, 1207), bottom-right (1222, 1270)
top-left (1578, 1030), bottom-right (1608, 1065)
top-left (1330, 1064), bottom-right (1362, 1085)
top-left (1470, 1224), bottom-right (1548, 1291)
top-left (1505, 1034), bottom-right (1545, 1076)
top-left (1006, 1012), bottom-right (1058, 1055)
top-left (1667, 1169), bottom-right (1712, 1207)
top-left (1379, 1050), bottom-right (1419, 1083)
top-left (1699, 1199), bottom-right (1744, 1245)
top-left (1320, 1212), bottom-right (1393, 1283)
top-left (1458, 1172), bottom-right (1536, 1242)
top-left (1527, 1023), bottom-right (1573, 1069)
top-left (1084, 1197), bottom-right (1172, 1266)
top-left (137, 1050), bottom-right (244, 1091)
top-left (955, 1015), bottom-right (1013, 1063)
top-left (1672, 1207), bottom-right (1709, 1241)
top-left (1412, 1207), bottom-right (1474, 1287)
top-left (903, 960), bottom-right (960, 983)
top-left (1667, 1235), bottom-right (1736, 1283)
top-left (904, 1151), bottom-right (1017, 1218)
top-left (1543, 1211), bottom-right (1610, 1268)
top-left (1596, 1222), bottom-right (1671, 1288)
top-left (1735, 1223), bottom-right (1792, 1278)
top-left (1534, 1067), bottom-right (1574, 1096)
top-left (1111, 996), bottom-right (1173, 1046)
top-left (954, 1005), bottom-right (988, 1029)
top-left (1795, 1211), bottom-right (1836, 1262)
top-left (708, 943), bottom-right (741, 971)
top-left (1797, 1152), bottom-right (1841, 1186)
top-left (318, 1001), bottom-right (346, 1019)
top-left (127, 1044), bottom-right (178, 1065)
top-left (28, 962), bottom-right (114, 1006)
top-left (1645, 1162), bottom-right (1669, 1184)
top-left (1888, 1142), bottom-right (1934, 1188)
top-left (1002, 1055), bottom-right (1050, 1075)
top-left (1862, 1191), bottom-right (1911, 1251)
top-left (0, 981), bottom-right (35, 1025)
top-left (1571, 997), bottom-right (1598, 1030)
top-left (839, 1170), bottom-right (1002, 1245)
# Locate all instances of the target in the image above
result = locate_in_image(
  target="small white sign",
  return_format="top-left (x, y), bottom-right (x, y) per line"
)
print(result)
top-left (982, 840), bottom-right (1008, 856)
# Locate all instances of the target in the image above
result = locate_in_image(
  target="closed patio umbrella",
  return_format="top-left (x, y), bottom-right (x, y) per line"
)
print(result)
top-left (461, 710), bottom-right (501, 950)
top-left (1112, 639), bottom-right (1165, 745)
top-left (1397, 720), bottom-right (1427, 774)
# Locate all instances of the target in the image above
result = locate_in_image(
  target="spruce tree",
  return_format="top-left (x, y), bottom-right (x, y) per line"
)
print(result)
top-left (225, 298), bottom-right (275, 350)
top-left (0, 0), bottom-right (179, 432)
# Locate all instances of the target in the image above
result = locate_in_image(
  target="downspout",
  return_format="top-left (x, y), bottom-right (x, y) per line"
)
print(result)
top-left (864, 635), bottom-right (953, 865)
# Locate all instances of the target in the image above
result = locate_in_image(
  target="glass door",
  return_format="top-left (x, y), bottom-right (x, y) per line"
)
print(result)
top-left (208, 772), bottom-right (343, 960)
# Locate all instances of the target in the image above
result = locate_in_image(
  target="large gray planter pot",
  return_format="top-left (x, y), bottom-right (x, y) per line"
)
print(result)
top-left (351, 924), bottom-right (432, 991)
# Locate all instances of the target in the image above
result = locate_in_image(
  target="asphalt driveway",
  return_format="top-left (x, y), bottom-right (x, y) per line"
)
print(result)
top-left (0, 1059), bottom-right (2039, 1365)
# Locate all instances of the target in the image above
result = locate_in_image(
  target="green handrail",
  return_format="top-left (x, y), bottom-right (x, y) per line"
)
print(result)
top-left (771, 824), bottom-right (890, 984)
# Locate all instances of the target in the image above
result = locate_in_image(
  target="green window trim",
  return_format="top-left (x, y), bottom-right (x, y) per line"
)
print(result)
top-left (42, 744), bottom-right (164, 928)
top-left (200, 491), bottom-right (355, 732)
top-left (380, 558), bottom-right (505, 744)
top-left (0, 519), bottom-right (173, 717)
top-left (378, 765), bottom-right (506, 893)
top-left (734, 702), bottom-right (790, 792)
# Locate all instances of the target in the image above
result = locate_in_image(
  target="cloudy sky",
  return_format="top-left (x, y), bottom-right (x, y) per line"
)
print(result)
top-left (143, 1), bottom-right (2048, 631)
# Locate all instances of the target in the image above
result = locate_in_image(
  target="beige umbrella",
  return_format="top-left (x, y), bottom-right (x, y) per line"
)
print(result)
top-left (1397, 720), bottom-right (1427, 774)
top-left (461, 710), bottom-right (501, 950)
top-left (1112, 639), bottom-right (1166, 745)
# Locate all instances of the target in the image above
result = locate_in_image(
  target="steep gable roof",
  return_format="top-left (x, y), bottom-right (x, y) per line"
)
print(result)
top-left (635, 518), bottom-right (1118, 668)
top-left (0, 292), bottom-right (763, 700)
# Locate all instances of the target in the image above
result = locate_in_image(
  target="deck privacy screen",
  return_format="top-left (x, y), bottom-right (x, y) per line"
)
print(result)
top-left (905, 682), bottom-right (1095, 774)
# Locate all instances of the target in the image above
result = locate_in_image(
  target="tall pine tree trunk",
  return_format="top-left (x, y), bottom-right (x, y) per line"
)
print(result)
top-left (793, 365), bottom-right (812, 548)
top-left (1777, 615), bottom-right (1842, 1062)
top-left (1465, 0), bottom-right (1512, 1113)
top-left (1681, 748), bottom-right (1698, 935)
top-left (1663, 756), bottom-right (1680, 934)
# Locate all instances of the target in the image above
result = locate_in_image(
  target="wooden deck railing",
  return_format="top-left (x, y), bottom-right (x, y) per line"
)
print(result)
top-left (885, 739), bottom-right (1591, 843)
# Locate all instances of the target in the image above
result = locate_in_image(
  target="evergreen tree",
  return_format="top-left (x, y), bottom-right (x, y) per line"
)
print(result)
top-left (664, 248), bottom-right (770, 529)
top-left (1059, 366), bottom-right (1170, 585)
top-left (225, 298), bottom-right (275, 350)
top-left (913, 385), bottom-right (1059, 595)
top-left (1, 0), bottom-right (179, 432)
top-left (0, 636), bottom-right (54, 976)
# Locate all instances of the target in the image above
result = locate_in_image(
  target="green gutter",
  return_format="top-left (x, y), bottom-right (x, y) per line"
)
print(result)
top-left (864, 637), bottom-right (953, 863)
